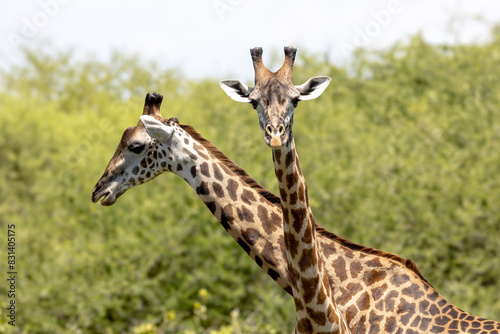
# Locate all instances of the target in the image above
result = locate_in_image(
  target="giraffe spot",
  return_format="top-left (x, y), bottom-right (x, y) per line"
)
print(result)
top-left (375, 299), bottom-right (384, 312)
top-left (297, 246), bottom-right (315, 272)
top-left (280, 187), bottom-right (287, 203)
top-left (227, 179), bottom-right (238, 201)
top-left (145, 172), bottom-right (151, 178)
top-left (254, 255), bottom-right (263, 267)
top-left (220, 205), bottom-right (233, 231)
top-left (140, 159), bottom-right (147, 168)
top-left (301, 223), bottom-right (313, 244)
top-left (204, 201), bottom-right (216, 214)
top-left (301, 275), bottom-right (320, 304)
top-left (262, 242), bottom-right (278, 268)
top-left (460, 320), bottom-right (469, 331)
top-left (153, 150), bottom-right (158, 159)
top-left (316, 282), bottom-right (327, 305)
top-left (196, 181), bottom-right (210, 196)
top-left (390, 273), bottom-right (409, 287)
top-left (410, 315), bottom-right (422, 328)
top-left (236, 237), bottom-right (251, 254)
top-left (182, 148), bottom-right (198, 161)
top-left (449, 320), bottom-right (459, 329)
top-left (419, 300), bottom-right (430, 314)
top-left (402, 283), bottom-right (425, 299)
top-left (332, 256), bottom-right (348, 281)
top-left (427, 290), bottom-right (439, 301)
top-left (337, 282), bottom-right (362, 306)
top-left (161, 150), bottom-right (167, 157)
top-left (356, 291), bottom-right (370, 311)
top-left (366, 258), bottom-right (382, 267)
top-left (368, 310), bottom-right (383, 332)
top-left (384, 290), bottom-right (398, 312)
top-left (294, 297), bottom-right (305, 311)
top-left (192, 142), bottom-right (209, 160)
top-left (349, 261), bottom-right (363, 279)
top-left (267, 268), bottom-right (281, 284)
top-left (184, 138), bottom-right (189, 145)
top-left (132, 166), bottom-right (140, 175)
top-left (236, 206), bottom-right (254, 223)
top-left (298, 182), bottom-right (307, 204)
top-left (242, 228), bottom-right (260, 246)
top-left (419, 317), bottom-right (432, 331)
top-left (306, 306), bottom-right (327, 326)
top-left (161, 161), bottom-right (167, 168)
top-left (140, 169), bottom-right (146, 175)
top-left (284, 231), bottom-right (299, 260)
top-left (212, 182), bottom-right (224, 197)
top-left (212, 163), bottom-right (223, 181)
top-left (176, 164), bottom-right (183, 172)
top-left (147, 158), bottom-right (153, 166)
top-left (273, 151), bottom-right (282, 165)
top-left (200, 162), bottom-right (210, 177)
top-left (290, 208), bottom-right (307, 233)
top-left (276, 169), bottom-right (284, 183)
top-left (285, 150), bottom-right (293, 168)
top-left (384, 316), bottom-right (397, 332)
top-left (289, 191), bottom-right (297, 205)
top-left (363, 269), bottom-right (387, 287)
top-left (240, 189), bottom-right (256, 204)
top-left (371, 283), bottom-right (388, 302)
top-left (471, 320), bottom-right (481, 328)
top-left (406, 329), bottom-right (419, 334)
top-left (429, 303), bottom-right (440, 316)
top-left (297, 318), bottom-right (313, 333)
top-left (157, 151), bottom-right (162, 159)
top-left (347, 306), bottom-right (362, 331)
top-left (285, 172), bottom-right (298, 190)
top-left (190, 166), bottom-right (197, 178)
top-left (398, 298), bottom-right (416, 326)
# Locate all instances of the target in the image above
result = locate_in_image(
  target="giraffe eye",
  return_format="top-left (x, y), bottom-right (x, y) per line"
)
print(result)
top-left (128, 143), bottom-right (146, 154)
top-left (292, 98), bottom-right (299, 108)
top-left (250, 100), bottom-right (258, 110)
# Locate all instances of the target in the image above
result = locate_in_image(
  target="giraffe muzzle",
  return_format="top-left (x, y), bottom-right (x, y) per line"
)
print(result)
top-left (265, 124), bottom-right (286, 149)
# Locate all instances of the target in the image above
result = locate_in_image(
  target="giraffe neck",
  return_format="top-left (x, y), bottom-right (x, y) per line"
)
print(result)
top-left (171, 124), bottom-right (292, 294)
top-left (272, 132), bottom-right (350, 334)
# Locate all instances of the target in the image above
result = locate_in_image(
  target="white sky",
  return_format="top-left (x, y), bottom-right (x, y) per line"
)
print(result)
top-left (1, 0), bottom-right (500, 80)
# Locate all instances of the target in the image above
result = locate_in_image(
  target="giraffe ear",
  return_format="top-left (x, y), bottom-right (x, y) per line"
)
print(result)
top-left (140, 115), bottom-right (173, 142)
top-left (219, 80), bottom-right (253, 103)
top-left (296, 76), bottom-right (331, 101)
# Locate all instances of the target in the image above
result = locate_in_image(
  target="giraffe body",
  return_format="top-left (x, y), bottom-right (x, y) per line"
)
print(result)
top-left (93, 92), bottom-right (500, 333)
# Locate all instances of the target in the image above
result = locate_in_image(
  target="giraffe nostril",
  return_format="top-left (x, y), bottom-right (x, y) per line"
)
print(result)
top-left (277, 124), bottom-right (285, 136)
top-left (265, 124), bottom-right (274, 135)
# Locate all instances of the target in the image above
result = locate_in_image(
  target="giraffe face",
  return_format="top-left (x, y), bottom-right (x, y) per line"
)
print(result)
top-left (92, 115), bottom-right (177, 206)
top-left (219, 47), bottom-right (332, 149)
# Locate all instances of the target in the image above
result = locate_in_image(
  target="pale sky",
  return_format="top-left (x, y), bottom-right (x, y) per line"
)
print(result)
top-left (1, 0), bottom-right (500, 80)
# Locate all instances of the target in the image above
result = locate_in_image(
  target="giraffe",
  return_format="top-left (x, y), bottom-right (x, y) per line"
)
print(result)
top-left (220, 47), bottom-right (348, 334)
top-left (219, 47), bottom-right (500, 333)
top-left (93, 92), bottom-right (500, 333)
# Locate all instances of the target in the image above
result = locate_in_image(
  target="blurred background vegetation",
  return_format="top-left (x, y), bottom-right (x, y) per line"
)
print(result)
top-left (1, 27), bottom-right (500, 333)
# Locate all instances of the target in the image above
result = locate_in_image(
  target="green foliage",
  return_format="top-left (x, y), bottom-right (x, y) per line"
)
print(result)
top-left (1, 29), bottom-right (500, 332)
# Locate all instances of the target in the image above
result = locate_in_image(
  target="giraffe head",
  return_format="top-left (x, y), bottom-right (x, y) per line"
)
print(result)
top-left (220, 47), bottom-right (331, 149)
top-left (92, 92), bottom-right (183, 206)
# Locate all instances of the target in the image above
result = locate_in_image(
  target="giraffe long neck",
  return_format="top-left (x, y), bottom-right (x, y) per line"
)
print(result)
top-left (272, 132), bottom-right (351, 334)
top-left (171, 124), bottom-right (292, 294)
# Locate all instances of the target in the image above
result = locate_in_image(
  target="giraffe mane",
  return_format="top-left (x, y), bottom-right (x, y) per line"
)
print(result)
top-left (179, 123), bottom-right (432, 287)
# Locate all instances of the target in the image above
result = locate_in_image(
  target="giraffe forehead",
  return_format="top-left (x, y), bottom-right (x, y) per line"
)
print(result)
top-left (253, 77), bottom-right (298, 102)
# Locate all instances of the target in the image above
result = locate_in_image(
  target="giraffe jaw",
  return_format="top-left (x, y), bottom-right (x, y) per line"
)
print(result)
top-left (92, 183), bottom-right (126, 206)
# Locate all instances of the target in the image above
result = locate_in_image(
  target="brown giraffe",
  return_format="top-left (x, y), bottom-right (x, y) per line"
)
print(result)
top-left (93, 92), bottom-right (500, 333)
top-left (221, 47), bottom-right (348, 334)
top-left (219, 46), bottom-right (500, 333)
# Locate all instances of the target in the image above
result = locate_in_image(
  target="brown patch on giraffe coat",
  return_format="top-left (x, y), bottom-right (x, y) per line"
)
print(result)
top-left (192, 141), bottom-right (209, 160)
top-left (212, 182), bottom-right (224, 197)
top-left (297, 318), bottom-right (313, 333)
top-left (301, 222), bottom-right (313, 244)
top-left (132, 166), bottom-right (140, 175)
top-left (242, 228), bottom-right (261, 246)
top-left (294, 296), bottom-right (305, 311)
top-left (227, 179), bottom-right (238, 201)
top-left (236, 206), bottom-right (254, 223)
top-left (182, 147), bottom-right (198, 161)
top-left (200, 162), bottom-right (210, 177)
top-left (301, 275), bottom-right (320, 304)
top-left (190, 166), bottom-right (197, 178)
top-left (390, 273), bottom-right (410, 287)
top-left (331, 256), bottom-right (348, 282)
top-left (290, 208), bottom-right (307, 234)
top-left (196, 181), bottom-right (210, 196)
top-left (285, 150), bottom-right (293, 169)
top-left (257, 206), bottom-right (280, 235)
top-left (349, 261), bottom-right (363, 279)
top-left (384, 316), bottom-right (397, 332)
top-left (371, 283), bottom-right (388, 302)
top-left (279, 187), bottom-right (287, 202)
top-left (289, 191), bottom-right (298, 205)
top-left (284, 230), bottom-right (299, 259)
top-left (298, 181), bottom-right (307, 203)
top-left (176, 163), bottom-right (183, 172)
top-left (306, 306), bottom-right (327, 326)
top-left (212, 163), bottom-right (223, 181)
top-left (398, 298), bottom-right (416, 326)
top-left (356, 291), bottom-right (370, 311)
top-left (261, 242), bottom-right (278, 268)
top-left (276, 169), bottom-right (284, 183)
top-left (240, 189), bottom-right (256, 204)
top-left (297, 246), bottom-right (315, 272)
top-left (384, 290), bottom-right (398, 312)
top-left (286, 172), bottom-right (298, 190)
top-left (204, 201), bottom-right (216, 214)
top-left (402, 283), bottom-right (425, 300)
top-left (368, 310), bottom-right (383, 332)
top-left (220, 205), bottom-right (233, 231)
top-left (363, 269), bottom-right (387, 286)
